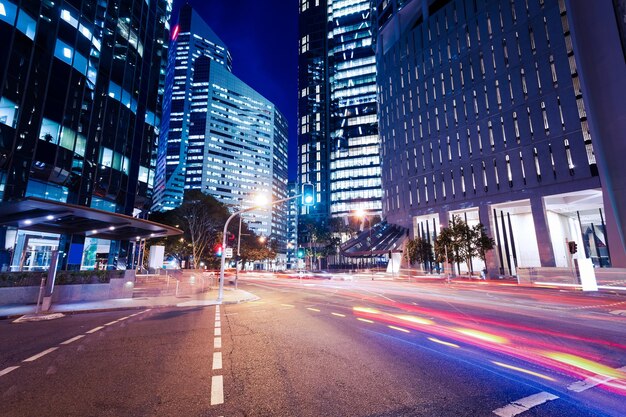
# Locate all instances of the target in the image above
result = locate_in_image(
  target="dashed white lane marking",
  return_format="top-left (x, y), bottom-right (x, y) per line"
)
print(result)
top-left (567, 366), bottom-right (626, 392)
top-left (86, 326), bottom-right (105, 334)
top-left (210, 375), bottom-right (224, 405)
top-left (212, 352), bottom-right (222, 370)
top-left (60, 335), bottom-right (85, 345)
top-left (215, 327), bottom-right (222, 336)
top-left (214, 337), bottom-right (222, 349)
top-left (492, 392), bottom-right (559, 417)
top-left (0, 366), bottom-right (20, 377)
top-left (23, 347), bottom-right (59, 363)
top-left (104, 320), bottom-right (119, 326)
top-left (215, 320), bottom-right (221, 328)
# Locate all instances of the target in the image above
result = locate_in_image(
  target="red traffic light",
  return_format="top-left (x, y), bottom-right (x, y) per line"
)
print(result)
top-left (214, 244), bottom-right (223, 257)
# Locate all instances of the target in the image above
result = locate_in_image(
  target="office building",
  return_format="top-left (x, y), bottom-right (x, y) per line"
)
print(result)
top-left (375, 0), bottom-right (626, 274)
top-left (298, 0), bottom-right (383, 228)
top-left (0, 0), bottom-right (173, 270)
top-left (153, 6), bottom-right (289, 245)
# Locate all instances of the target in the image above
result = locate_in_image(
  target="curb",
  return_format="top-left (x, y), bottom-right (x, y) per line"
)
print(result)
top-left (1, 294), bottom-right (261, 321)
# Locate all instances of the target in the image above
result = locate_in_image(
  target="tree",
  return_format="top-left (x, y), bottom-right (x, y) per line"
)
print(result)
top-left (405, 237), bottom-right (433, 271)
top-left (150, 190), bottom-right (230, 269)
top-left (434, 216), bottom-right (496, 276)
top-left (472, 223), bottom-right (495, 273)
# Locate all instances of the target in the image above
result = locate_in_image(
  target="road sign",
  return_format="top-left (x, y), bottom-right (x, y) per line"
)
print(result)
top-left (224, 247), bottom-right (233, 259)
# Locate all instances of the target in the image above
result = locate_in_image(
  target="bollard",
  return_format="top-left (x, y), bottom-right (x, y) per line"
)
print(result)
top-left (35, 277), bottom-right (46, 314)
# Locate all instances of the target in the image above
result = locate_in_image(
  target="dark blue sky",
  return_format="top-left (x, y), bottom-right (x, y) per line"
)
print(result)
top-left (171, 0), bottom-right (299, 180)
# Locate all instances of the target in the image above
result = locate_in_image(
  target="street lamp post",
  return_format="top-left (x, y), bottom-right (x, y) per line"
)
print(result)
top-left (218, 192), bottom-right (307, 302)
top-left (355, 209), bottom-right (374, 279)
top-left (235, 214), bottom-right (243, 289)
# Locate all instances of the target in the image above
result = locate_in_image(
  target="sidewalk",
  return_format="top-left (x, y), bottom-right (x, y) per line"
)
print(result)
top-left (0, 287), bottom-right (259, 320)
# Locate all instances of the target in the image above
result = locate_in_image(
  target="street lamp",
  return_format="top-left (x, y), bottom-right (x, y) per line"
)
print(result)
top-left (218, 188), bottom-right (313, 302)
top-left (354, 208), bottom-right (374, 277)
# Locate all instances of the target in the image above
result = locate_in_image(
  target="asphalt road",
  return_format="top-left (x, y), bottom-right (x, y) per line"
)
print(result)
top-left (1, 276), bottom-right (625, 416)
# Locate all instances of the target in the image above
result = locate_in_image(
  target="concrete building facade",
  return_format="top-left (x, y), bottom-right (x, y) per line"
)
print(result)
top-left (376, 0), bottom-right (626, 274)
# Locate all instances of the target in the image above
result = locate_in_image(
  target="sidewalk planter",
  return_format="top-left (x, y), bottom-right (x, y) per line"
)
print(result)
top-left (0, 270), bottom-right (135, 306)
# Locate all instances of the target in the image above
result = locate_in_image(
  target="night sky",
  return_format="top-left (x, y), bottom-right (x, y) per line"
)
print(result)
top-left (171, 0), bottom-right (299, 181)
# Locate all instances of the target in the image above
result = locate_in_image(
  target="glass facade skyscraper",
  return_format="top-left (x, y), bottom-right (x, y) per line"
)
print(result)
top-left (298, 0), bottom-right (382, 226)
top-left (153, 6), bottom-right (289, 245)
top-left (152, 4), bottom-right (232, 212)
top-left (0, 0), bottom-right (172, 269)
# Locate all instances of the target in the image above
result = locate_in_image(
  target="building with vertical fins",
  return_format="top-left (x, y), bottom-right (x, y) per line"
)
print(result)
top-left (298, 0), bottom-right (383, 229)
top-left (153, 5), bottom-right (289, 246)
top-left (0, 0), bottom-right (174, 271)
top-left (375, 0), bottom-right (626, 275)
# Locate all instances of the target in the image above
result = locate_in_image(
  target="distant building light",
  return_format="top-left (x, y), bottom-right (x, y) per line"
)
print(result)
top-left (24, 219), bottom-right (32, 225)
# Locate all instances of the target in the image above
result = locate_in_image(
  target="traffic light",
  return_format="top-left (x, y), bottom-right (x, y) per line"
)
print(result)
top-left (297, 248), bottom-right (305, 258)
top-left (301, 183), bottom-right (315, 206)
top-left (568, 241), bottom-right (578, 254)
top-left (227, 232), bottom-right (236, 243)
top-left (214, 244), bottom-right (223, 257)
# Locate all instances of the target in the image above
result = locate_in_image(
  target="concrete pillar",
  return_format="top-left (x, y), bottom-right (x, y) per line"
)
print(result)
top-left (478, 204), bottom-right (499, 276)
top-left (530, 197), bottom-right (556, 267)
top-left (566, 0), bottom-right (626, 264)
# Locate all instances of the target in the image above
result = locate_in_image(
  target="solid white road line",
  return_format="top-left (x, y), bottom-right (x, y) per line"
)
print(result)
top-left (215, 320), bottom-right (221, 328)
top-left (215, 327), bottom-right (221, 336)
top-left (210, 375), bottom-right (224, 405)
top-left (60, 335), bottom-right (85, 345)
top-left (214, 337), bottom-right (222, 349)
top-left (0, 366), bottom-right (20, 377)
top-left (492, 392), bottom-right (558, 417)
top-left (568, 366), bottom-right (626, 392)
top-left (23, 347), bottom-right (59, 363)
top-left (86, 326), bottom-right (105, 334)
top-left (212, 352), bottom-right (222, 370)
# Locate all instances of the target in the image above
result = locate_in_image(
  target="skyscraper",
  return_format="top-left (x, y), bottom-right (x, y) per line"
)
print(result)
top-left (153, 5), bottom-right (289, 244)
top-left (152, 4), bottom-right (232, 212)
top-left (375, 0), bottom-right (626, 273)
top-left (298, 0), bottom-right (382, 226)
top-left (0, 0), bottom-right (172, 269)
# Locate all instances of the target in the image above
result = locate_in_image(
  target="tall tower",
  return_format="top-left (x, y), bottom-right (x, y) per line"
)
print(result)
top-left (152, 4), bottom-right (232, 212)
top-left (154, 6), bottom-right (289, 245)
top-left (298, 0), bottom-right (382, 229)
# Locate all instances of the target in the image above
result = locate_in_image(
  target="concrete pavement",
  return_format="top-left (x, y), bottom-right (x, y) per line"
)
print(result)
top-left (0, 287), bottom-right (259, 320)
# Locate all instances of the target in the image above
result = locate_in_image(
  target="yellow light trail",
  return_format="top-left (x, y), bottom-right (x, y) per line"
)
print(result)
top-left (542, 352), bottom-right (626, 379)
top-left (492, 361), bottom-right (556, 381)
top-left (388, 325), bottom-right (410, 333)
top-left (393, 314), bottom-right (434, 325)
top-left (353, 307), bottom-right (382, 315)
top-left (454, 328), bottom-right (509, 344)
top-left (427, 337), bottom-right (460, 348)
